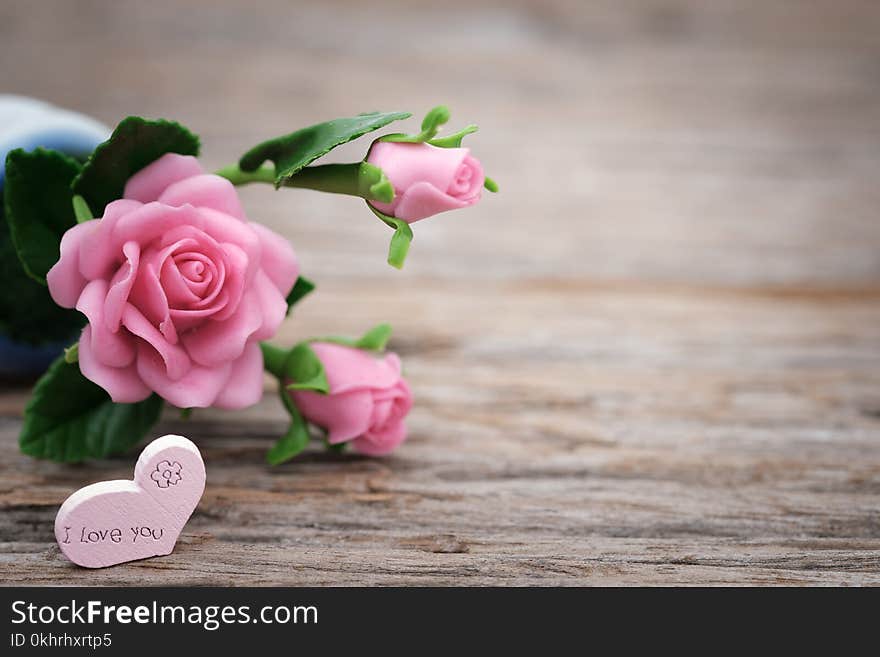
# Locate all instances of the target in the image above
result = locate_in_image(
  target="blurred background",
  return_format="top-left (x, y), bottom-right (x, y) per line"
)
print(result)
top-left (4, 0), bottom-right (879, 290)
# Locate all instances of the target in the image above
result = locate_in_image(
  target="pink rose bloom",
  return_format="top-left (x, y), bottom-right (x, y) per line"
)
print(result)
top-left (289, 342), bottom-right (413, 456)
top-left (367, 141), bottom-right (484, 223)
top-left (46, 153), bottom-right (299, 409)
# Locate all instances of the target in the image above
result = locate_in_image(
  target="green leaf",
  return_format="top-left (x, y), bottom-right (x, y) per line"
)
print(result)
top-left (238, 111), bottom-right (411, 186)
top-left (0, 188), bottom-right (85, 345)
top-left (19, 356), bottom-right (164, 462)
top-left (285, 275), bottom-right (315, 315)
top-left (484, 176), bottom-right (499, 193)
top-left (284, 342), bottom-right (329, 393)
top-left (316, 323), bottom-right (393, 352)
top-left (4, 148), bottom-right (81, 283)
top-left (266, 407), bottom-right (311, 465)
top-left (72, 116), bottom-right (200, 214)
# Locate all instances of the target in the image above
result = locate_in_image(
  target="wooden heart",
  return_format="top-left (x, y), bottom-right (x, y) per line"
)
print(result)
top-left (54, 434), bottom-right (205, 568)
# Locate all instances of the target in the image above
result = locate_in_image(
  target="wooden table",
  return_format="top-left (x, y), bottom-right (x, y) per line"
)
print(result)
top-left (1, 0), bottom-right (879, 585)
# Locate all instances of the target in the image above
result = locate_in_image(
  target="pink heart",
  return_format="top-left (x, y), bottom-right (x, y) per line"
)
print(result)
top-left (55, 435), bottom-right (205, 568)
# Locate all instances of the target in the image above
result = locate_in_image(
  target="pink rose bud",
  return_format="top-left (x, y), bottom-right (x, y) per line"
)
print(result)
top-left (288, 342), bottom-right (413, 456)
top-left (46, 153), bottom-right (300, 409)
top-left (366, 141), bottom-right (484, 223)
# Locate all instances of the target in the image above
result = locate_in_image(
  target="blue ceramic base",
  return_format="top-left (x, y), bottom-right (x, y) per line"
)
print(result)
top-left (0, 333), bottom-right (70, 378)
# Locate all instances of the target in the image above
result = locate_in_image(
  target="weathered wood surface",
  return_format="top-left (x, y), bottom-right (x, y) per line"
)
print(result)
top-left (1, 0), bottom-right (879, 585)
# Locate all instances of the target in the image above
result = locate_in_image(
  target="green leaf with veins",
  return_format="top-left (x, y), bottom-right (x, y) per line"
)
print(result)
top-left (0, 189), bottom-right (84, 345)
top-left (238, 111), bottom-right (411, 187)
top-left (72, 116), bottom-right (199, 214)
top-left (19, 356), bottom-right (163, 462)
top-left (4, 148), bottom-right (81, 283)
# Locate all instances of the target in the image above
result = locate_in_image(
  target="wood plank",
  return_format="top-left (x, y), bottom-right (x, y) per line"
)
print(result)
top-left (1, 282), bottom-right (878, 585)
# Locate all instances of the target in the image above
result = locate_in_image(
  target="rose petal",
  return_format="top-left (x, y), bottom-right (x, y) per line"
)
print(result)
top-left (180, 288), bottom-right (263, 367)
top-left (391, 181), bottom-right (469, 223)
top-left (123, 153), bottom-right (204, 203)
top-left (136, 343), bottom-right (231, 408)
top-left (309, 343), bottom-right (402, 393)
top-left (112, 202), bottom-right (206, 252)
top-left (354, 420), bottom-right (407, 456)
top-left (121, 304), bottom-right (190, 381)
top-left (46, 220), bottom-right (96, 308)
top-left (103, 240), bottom-right (141, 332)
top-left (250, 270), bottom-right (288, 341)
top-left (367, 141), bottom-right (467, 198)
top-left (210, 242), bottom-right (248, 321)
top-left (76, 199), bottom-right (143, 281)
top-left (291, 388), bottom-right (374, 444)
top-left (197, 207), bottom-right (261, 285)
top-left (211, 342), bottom-right (264, 409)
top-left (370, 397), bottom-right (394, 429)
top-left (78, 325), bottom-right (151, 403)
top-left (454, 155), bottom-right (485, 201)
top-left (158, 174), bottom-right (247, 220)
top-left (75, 279), bottom-right (136, 368)
top-left (251, 222), bottom-right (299, 295)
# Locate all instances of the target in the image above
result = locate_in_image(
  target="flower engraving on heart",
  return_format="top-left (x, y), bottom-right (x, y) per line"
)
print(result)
top-left (54, 435), bottom-right (205, 568)
top-left (151, 460), bottom-right (183, 488)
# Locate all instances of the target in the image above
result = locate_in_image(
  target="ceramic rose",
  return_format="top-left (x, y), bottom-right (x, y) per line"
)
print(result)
top-left (46, 152), bottom-right (299, 409)
top-left (367, 141), bottom-right (484, 223)
top-left (289, 342), bottom-right (413, 456)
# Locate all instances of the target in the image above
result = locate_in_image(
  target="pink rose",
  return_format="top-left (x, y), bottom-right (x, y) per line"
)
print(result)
top-left (366, 141), bottom-right (484, 223)
top-left (289, 342), bottom-right (413, 456)
top-left (46, 152), bottom-right (299, 409)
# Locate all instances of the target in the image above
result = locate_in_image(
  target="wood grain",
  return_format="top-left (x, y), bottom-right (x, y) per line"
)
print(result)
top-left (1, 0), bottom-right (879, 585)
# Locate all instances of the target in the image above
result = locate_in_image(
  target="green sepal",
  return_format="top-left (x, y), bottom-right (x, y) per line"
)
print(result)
top-left (72, 195), bottom-right (93, 223)
top-left (267, 395), bottom-right (310, 465)
top-left (238, 111), bottom-right (411, 187)
top-left (484, 176), bottom-right (499, 193)
top-left (324, 438), bottom-right (348, 454)
top-left (285, 275), bottom-right (315, 315)
top-left (429, 124), bottom-right (478, 148)
top-left (260, 342), bottom-right (288, 379)
top-left (63, 343), bottom-right (79, 364)
top-left (19, 356), bottom-right (164, 462)
top-left (267, 349), bottom-right (315, 465)
top-left (358, 162), bottom-right (394, 203)
top-left (381, 105), bottom-right (450, 144)
top-left (316, 323), bottom-right (393, 352)
top-left (284, 342), bottom-right (330, 393)
top-left (72, 116), bottom-right (200, 214)
top-left (4, 148), bottom-right (81, 284)
top-left (368, 205), bottom-right (412, 269)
